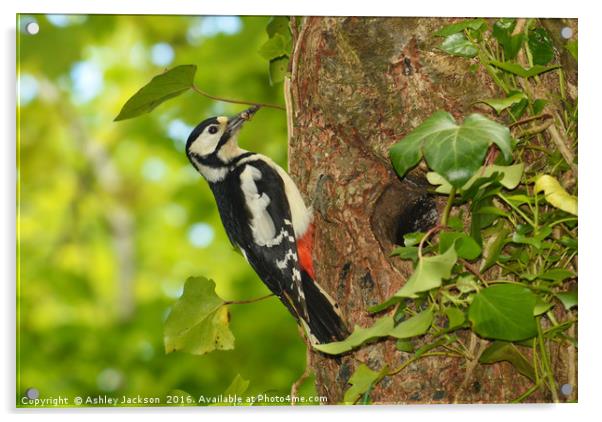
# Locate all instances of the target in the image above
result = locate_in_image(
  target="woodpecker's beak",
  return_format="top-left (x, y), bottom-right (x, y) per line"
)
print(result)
top-left (226, 105), bottom-right (260, 134)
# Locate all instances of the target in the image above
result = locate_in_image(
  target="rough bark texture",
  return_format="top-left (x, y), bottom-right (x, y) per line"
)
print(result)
top-left (288, 17), bottom-right (577, 404)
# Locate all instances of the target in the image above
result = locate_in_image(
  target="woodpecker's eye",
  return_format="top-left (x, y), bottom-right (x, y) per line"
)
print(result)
top-left (208, 126), bottom-right (219, 134)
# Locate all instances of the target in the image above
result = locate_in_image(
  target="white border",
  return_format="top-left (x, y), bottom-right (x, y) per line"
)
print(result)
top-left (3, 1), bottom-right (599, 421)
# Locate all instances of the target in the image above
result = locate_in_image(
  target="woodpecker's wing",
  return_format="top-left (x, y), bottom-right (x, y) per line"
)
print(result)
top-left (220, 159), bottom-right (308, 321)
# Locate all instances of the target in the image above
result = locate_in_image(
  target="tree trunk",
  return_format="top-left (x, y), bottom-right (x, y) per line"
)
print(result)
top-left (288, 17), bottom-right (576, 404)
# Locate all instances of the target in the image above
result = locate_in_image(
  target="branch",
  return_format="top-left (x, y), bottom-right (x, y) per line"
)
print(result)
top-left (191, 84), bottom-right (285, 111)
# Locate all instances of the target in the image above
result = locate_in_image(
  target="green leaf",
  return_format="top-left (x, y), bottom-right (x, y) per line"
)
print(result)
top-left (532, 99), bottom-right (548, 115)
top-left (422, 113), bottom-right (513, 187)
top-left (394, 247), bottom-right (457, 298)
top-left (445, 307), bottom-right (466, 328)
top-left (534, 174), bottom-right (577, 215)
top-left (439, 232), bottom-right (482, 260)
top-left (366, 296), bottom-right (402, 314)
top-left (427, 163), bottom-right (523, 194)
top-left (477, 92), bottom-right (527, 114)
top-left (403, 232), bottom-right (425, 247)
top-left (480, 223), bottom-right (510, 272)
top-left (468, 284), bottom-right (537, 341)
top-left (434, 19), bottom-right (487, 37)
top-left (489, 60), bottom-right (561, 78)
top-left (439, 33), bottom-right (478, 57)
top-left (456, 274), bottom-right (478, 293)
top-left (389, 135), bottom-right (423, 179)
top-left (266, 16), bottom-right (291, 38)
top-left (114, 65), bottom-right (196, 121)
top-left (391, 246), bottom-right (418, 262)
top-left (534, 296), bottom-right (553, 316)
top-left (565, 40), bottom-right (578, 61)
top-left (492, 19), bottom-right (524, 60)
top-left (511, 226), bottom-right (552, 250)
top-left (395, 340), bottom-right (414, 352)
top-left (479, 341), bottom-right (536, 382)
top-left (392, 112), bottom-right (513, 187)
top-left (313, 315), bottom-right (394, 355)
top-left (223, 374), bottom-right (250, 396)
top-left (342, 364), bottom-right (387, 404)
top-left (555, 290), bottom-right (577, 310)
top-left (389, 309), bottom-right (434, 339)
top-left (539, 268), bottom-right (575, 282)
top-left (258, 33), bottom-right (290, 60)
top-left (268, 56), bottom-right (289, 85)
top-left (164, 276), bottom-right (234, 355)
top-left (528, 27), bottom-right (554, 65)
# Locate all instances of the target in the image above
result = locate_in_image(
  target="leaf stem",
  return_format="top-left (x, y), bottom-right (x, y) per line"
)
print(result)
top-left (537, 316), bottom-right (560, 402)
top-left (441, 187), bottom-right (456, 227)
top-left (191, 84), bottom-right (286, 111)
top-left (497, 193), bottom-right (535, 227)
top-left (224, 293), bottom-right (275, 306)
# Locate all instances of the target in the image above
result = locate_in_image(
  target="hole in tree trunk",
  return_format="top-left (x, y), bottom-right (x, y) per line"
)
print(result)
top-left (370, 171), bottom-right (438, 252)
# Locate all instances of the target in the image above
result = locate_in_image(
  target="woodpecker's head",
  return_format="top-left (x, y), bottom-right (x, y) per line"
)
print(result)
top-left (185, 105), bottom-right (259, 162)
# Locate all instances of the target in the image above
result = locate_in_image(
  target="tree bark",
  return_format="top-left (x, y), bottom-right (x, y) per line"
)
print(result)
top-left (288, 17), bottom-right (576, 404)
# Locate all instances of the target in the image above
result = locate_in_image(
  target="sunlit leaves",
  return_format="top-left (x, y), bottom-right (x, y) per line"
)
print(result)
top-left (391, 111), bottom-right (513, 187)
top-left (394, 247), bottom-right (457, 298)
top-left (427, 164), bottom-right (524, 194)
top-left (260, 16), bottom-right (292, 85)
top-left (492, 18), bottom-right (524, 60)
top-left (114, 64), bottom-right (197, 121)
top-left (164, 276), bottom-right (235, 355)
top-left (468, 284), bottom-right (537, 341)
top-left (342, 364), bottom-right (388, 404)
top-left (534, 174), bottom-right (578, 215)
top-left (314, 310), bottom-right (433, 355)
top-left (434, 19), bottom-right (487, 37)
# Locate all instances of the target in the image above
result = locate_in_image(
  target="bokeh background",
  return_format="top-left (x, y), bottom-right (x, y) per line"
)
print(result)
top-left (17, 14), bottom-right (311, 405)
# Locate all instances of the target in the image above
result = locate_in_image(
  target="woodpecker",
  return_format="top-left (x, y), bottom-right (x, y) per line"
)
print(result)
top-left (185, 105), bottom-right (348, 345)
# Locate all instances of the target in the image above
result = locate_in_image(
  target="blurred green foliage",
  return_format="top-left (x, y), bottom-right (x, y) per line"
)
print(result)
top-left (17, 14), bottom-right (314, 406)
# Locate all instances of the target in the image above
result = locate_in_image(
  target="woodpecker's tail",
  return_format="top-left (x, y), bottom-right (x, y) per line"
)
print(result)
top-left (299, 269), bottom-right (349, 345)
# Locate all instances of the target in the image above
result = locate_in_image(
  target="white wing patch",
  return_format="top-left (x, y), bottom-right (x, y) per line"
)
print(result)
top-left (240, 165), bottom-right (277, 246)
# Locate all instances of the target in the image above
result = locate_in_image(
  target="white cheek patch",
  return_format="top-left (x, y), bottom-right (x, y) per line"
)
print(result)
top-left (240, 165), bottom-right (277, 246)
top-left (189, 132), bottom-right (221, 157)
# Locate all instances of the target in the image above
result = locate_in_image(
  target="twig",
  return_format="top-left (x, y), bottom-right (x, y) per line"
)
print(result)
top-left (515, 119), bottom-right (554, 138)
top-left (291, 345), bottom-right (313, 405)
top-left (453, 333), bottom-right (488, 403)
top-left (224, 293), bottom-right (275, 306)
top-left (508, 113), bottom-right (552, 128)
top-left (191, 84), bottom-right (285, 111)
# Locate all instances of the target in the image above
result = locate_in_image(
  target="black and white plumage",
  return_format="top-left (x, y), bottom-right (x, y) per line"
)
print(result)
top-left (185, 106), bottom-right (348, 345)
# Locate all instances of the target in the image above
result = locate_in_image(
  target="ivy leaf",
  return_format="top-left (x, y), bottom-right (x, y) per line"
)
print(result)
top-left (427, 164), bottom-right (523, 194)
top-left (439, 33), bottom-right (478, 57)
top-left (258, 33), bottom-right (290, 60)
top-left (534, 296), bottom-right (553, 316)
top-left (268, 56), bottom-right (289, 85)
top-left (489, 60), bottom-right (561, 78)
top-left (164, 276), bottom-right (234, 355)
top-left (555, 290), bottom-right (577, 310)
top-left (114, 65), bottom-right (196, 121)
top-left (388, 309), bottom-right (434, 339)
top-left (266, 16), bottom-right (291, 38)
top-left (445, 307), bottom-right (466, 328)
top-left (534, 174), bottom-right (577, 215)
top-left (439, 232), bottom-right (482, 260)
top-left (468, 284), bottom-right (537, 341)
top-left (313, 315), bottom-right (394, 355)
top-left (394, 247), bottom-right (457, 298)
top-left (434, 19), bottom-right (487, 37)
top-left (342, 364), bottom-right (388, 404)
top-left (528, 27), bottom-right (554, 65)
top-left (480, 223), bottom-right (511, 272)
top-left (539, 268), bottom-right (575, 282)
top-left (477, 92), bottom-right (527, 114)
top-left (565, 40), bottom-right (578, 61)
top-left (391, 112), bottom-right (513, 187)
top-left (391, 246), bottom-right (419, 262)
top-left (492, 19), bottom-right (524, 60)
top-left (479, 341), bottom-right (536, 382)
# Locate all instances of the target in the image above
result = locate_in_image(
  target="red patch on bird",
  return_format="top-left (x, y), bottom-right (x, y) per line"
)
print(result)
top-left (296, 223), bottom-right (315, 280)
